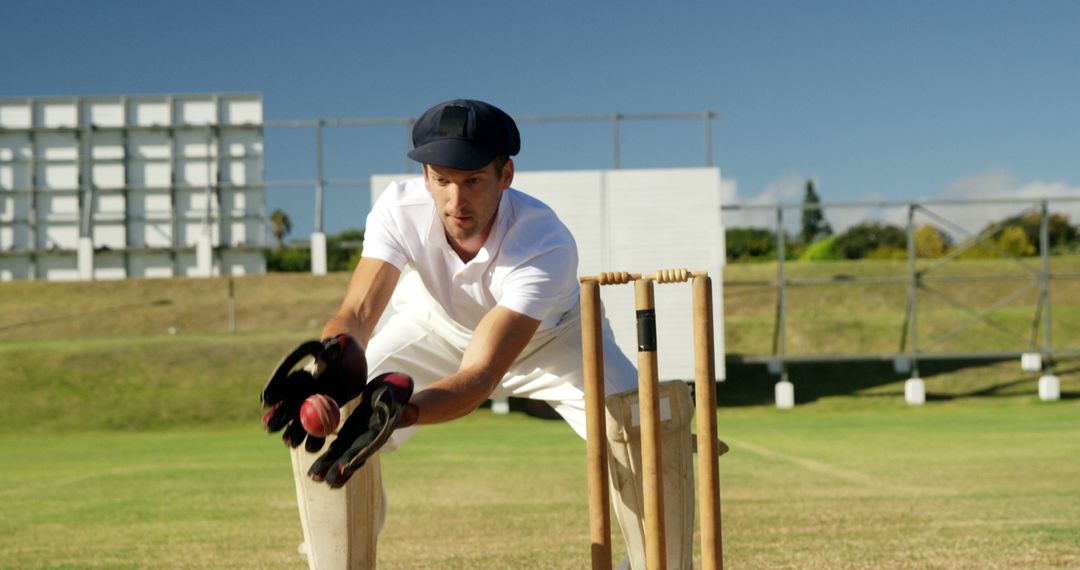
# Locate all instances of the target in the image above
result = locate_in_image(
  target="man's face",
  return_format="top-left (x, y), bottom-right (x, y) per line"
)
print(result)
top-left (424, 160), bottom-right (514, 246)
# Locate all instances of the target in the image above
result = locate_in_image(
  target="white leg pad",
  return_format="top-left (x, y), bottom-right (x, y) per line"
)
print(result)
top-left (606, 381), bottom-right (695, 570)
top-left (290, 405), bottom-right (385, 570)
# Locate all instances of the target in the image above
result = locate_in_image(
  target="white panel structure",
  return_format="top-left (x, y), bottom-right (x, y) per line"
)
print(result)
top-left (129, 253), bottom-right (173, 279)
top-left (0, 94), bottom-right (267, 281)
top-left (371, 168), bottom-right (726, 381)
top-left (85, 99), bottom-right (125, 128)
top-left (0, 101), bottom-right (33, 128)
top-left (0, 258), bottom-right (31, 280)
top-left (93, 252), bottom-right (128, 280)
top-left (176, 252), bottom-right (202, 277)
top-left (40, 255), bottom-right (79, 280)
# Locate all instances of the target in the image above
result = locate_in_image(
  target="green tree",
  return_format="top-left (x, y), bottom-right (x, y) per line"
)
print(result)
top-left (800, 180), bottom-right (832, 244)
top-left (981, 212), bottom-right (1075, 253)
top-left (834, 222), bottom-right (906, 259)
top-left (269, 209), bottom-right (292, 249)
top-left (866, 245), bottom-right (907, 260)
top-left (327, 229), bottom-right (365, 272)
top-left (265, 228), bottom-right (364, 273)
top-left (996, 226), bottom-right (1035, 257)
top-left (914, 224), bottom-right (951, 258)
top-left (798, 235), bottom-right (842, 261)
top-left (725, 227), bottom-right (777, 261)
top-left (956, 240), bottom-right (998, 259)
top-left (265, 248), bottom-right (311, 272)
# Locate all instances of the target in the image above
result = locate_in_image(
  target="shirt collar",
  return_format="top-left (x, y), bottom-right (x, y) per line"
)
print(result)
top-left (427, 189), bottom-right (512, 267)
top-left (471, 190), bottom-right (511, 265)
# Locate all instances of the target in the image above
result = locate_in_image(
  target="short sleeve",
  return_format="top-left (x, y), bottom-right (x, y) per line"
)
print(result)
top-left (497, 244), bottom-right (579, 322)
top-left (360, 183), bottom-right (410, 270)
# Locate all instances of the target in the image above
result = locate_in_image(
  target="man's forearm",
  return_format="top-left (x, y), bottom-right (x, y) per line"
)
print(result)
top-left (404, 305), bottom-right (541, 426)
top-left (409, 369), bottom-right (500, 425)
top-left (321, 311), bottom-right (369, 347)
top-left (320, 258), bottom-right (401, 347)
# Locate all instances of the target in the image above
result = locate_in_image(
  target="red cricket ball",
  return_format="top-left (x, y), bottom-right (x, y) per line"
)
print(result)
top-left (299, 394), bottom-right (341, 438)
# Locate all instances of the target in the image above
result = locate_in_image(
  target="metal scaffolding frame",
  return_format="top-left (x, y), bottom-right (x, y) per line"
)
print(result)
top-left (3, 99), bottom-right (716, 279)
top-left (723, 197), bottom-right (1080, 379)
top-left (0, 94), bottom-right (266, 279)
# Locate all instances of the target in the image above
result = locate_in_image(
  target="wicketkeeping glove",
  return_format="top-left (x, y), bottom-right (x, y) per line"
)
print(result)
top-left (308, 372), bottom-right (416, 489)
top-left (261, 334), bottom-right (367, 452)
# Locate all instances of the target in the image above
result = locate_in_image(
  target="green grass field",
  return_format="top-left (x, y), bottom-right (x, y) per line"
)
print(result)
top-left (2, 261), bottom-right (1079, 568)
top-left (2, 399), bottom-right (1078, 568)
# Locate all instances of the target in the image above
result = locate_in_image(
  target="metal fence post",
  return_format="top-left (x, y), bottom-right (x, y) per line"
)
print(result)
top-left (228, 278), bottom-right (237, 334)
top-left (314, 120), bottom-right (325, 234)
top-left (611, 113), bottom-right (621, 169)
top-left (774, 206), bottom-right (787, 362)
top-left (906, 204), bottom-right (921, 378)
top-left (703, 111), bottom-right (713, 167)
top-left (1040, 200), bottom-right (1053, 366)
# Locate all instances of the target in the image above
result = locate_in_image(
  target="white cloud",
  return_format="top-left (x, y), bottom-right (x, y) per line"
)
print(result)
top-left (717, 175), bottom-right (739, 205)
top-left (720, 173), bottom-right (807, 232)
top-left (924, 170), bottom-right (1080, 239)
top-left (824, 193), bottom-right (909, 234)
top-left (720, 174), bottom-right (906, 234)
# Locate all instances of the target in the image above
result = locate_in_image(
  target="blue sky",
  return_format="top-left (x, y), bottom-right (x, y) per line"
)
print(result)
top-left (3, 1), bottom-right (1078, 237)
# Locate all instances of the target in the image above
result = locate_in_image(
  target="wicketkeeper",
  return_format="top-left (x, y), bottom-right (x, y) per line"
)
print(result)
top-left (262, 99), bottom-right (697, 569)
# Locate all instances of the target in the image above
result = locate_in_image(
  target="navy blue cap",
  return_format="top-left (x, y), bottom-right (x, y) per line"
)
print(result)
top-left (407, 99), bottom-right (520, 170)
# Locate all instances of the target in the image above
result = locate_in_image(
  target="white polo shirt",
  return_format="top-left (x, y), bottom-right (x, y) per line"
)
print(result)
top-left (361, 177), bottom-right (580, 332)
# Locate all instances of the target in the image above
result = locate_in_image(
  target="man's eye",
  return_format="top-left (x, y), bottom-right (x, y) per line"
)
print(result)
top-left (466, 178), bottom-right (480, 185)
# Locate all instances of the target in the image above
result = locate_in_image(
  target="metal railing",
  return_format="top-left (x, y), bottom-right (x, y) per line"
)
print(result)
top-left (722, 197), bottom-right (1080, 378)
top-left (264, 111), bottom-right (719, 234)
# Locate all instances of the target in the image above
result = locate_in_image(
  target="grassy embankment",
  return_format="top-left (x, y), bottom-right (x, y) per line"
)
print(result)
top-left (1, 258), bottom-right (1077, 432)
top-left (722, 256), bottom-right (1080, 405)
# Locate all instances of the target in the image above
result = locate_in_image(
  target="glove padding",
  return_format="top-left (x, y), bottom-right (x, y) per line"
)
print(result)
top-left (261, 335), bottom-right (367, 452)
top-left (308, 372), bottom-right (415, 488)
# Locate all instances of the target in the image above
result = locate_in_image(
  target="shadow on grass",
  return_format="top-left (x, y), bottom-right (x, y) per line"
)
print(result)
top-left (508, 356), bottom-right (1077, 418)
top-left (716, 355), bottom-right (1036, 407)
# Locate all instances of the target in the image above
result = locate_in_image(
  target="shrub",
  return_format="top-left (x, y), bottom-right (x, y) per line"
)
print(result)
top-left (955, 240), bottom-right (998, 259)
top-left (866, 246), bottom-right (907, 260)
top-left (955, 229), bottom-right (1035, 259)
top-left (266, 248), bottom-right (311, 272)
top-left (995, 226), bottom-right (1035, 257)
top-left (327, 229), bottom-right (364, 272)
top-left (783, 241), bottom-right (807, 260)
top-left (726, 227), bottom-right (777, 261)
top-left (264, 229), bottom-right (363, 273)
top-left (798, 236), bottom-right (843, 261)
top-left (834, 223), bottom-right (907, 259)
top-left (914, 224), bottom-right (950, 258)
top-left (982, 212), bottom-right (1075, 251)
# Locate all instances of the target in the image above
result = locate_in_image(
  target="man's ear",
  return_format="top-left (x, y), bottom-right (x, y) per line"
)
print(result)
top-left (500, 159), bottom-right (515, 191)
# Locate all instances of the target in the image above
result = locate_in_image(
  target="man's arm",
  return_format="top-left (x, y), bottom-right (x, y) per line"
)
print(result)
top-left (321, 257), bottom-right (402, 348)
top-left (410, 305), bottom-right (541, 425)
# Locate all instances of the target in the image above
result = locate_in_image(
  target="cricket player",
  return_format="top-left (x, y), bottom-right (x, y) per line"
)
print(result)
top-left (262, 99), bottom-right (696, 569)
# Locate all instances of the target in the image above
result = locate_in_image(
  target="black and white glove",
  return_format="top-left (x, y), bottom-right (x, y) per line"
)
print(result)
top-left (308, 372), bottom-right (416, 488)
